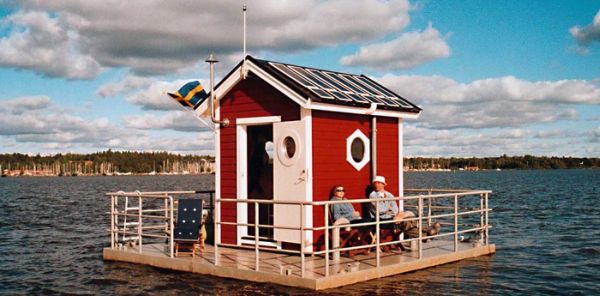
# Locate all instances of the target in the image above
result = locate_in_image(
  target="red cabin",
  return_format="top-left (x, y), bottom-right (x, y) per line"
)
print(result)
top-left (198, 56), bottom-right (421, 251)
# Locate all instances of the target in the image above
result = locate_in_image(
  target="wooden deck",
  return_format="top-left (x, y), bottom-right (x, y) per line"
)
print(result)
top-left (103, 239), bottom-right (496, 290)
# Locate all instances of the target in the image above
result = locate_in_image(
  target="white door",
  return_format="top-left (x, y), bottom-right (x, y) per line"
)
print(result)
top-left (273, 120), bottom-right (308, 244)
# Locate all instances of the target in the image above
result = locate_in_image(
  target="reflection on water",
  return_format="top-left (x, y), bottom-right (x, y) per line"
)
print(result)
top-left (1, 170), bottom-right (599, 295)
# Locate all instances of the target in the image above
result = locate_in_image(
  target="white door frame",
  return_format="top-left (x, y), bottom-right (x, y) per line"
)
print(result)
top-left (236, 116), bottom-right (281, 245)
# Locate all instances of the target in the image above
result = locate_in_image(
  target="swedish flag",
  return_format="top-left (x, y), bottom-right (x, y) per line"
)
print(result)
top-left (168, 81), bottom-right (208, 109)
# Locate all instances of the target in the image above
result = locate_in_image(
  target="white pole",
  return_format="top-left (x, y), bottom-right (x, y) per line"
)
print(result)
top-left (243, 4), bottom-right (247, 59)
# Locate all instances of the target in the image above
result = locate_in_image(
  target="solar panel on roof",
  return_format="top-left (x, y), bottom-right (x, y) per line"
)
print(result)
top-left (329, 90), bottom-right (352, 101)
top-left (345, 92), bottom-right (370, 104)
top-left (361, 94), bottom-right (384, 105)
top-left (357, 76), bottom-right (396, 97)
top-left (350, 76), bottom-right (387, 98)
top-left (289, 66), bottom-right (332, 90)
top-left (309, 88), bottom-right (334, 99)
top-left (377, 97), bottom-right (400, 107)
top-left (270, 63), bottom-right (315, 88)
top-left (358, 76), bottom-right (414, 108)
top-left (310, 70), bottom-right (347, 91)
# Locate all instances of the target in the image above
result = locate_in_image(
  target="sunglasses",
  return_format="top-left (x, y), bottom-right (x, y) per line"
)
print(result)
top-left (335, 189), bottom-right (345, 192)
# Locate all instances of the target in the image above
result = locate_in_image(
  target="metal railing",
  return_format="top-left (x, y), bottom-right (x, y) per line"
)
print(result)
top-left (107, 189), bottom-right (491, 278)
top-left (215, 188), bottom-right (492, 277)
top-left (106, 190), bottom-right (214, 258)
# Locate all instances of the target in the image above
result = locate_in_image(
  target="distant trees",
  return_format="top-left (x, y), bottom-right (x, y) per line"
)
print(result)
top-left (0, 150), bottom-right (215, 176)
top-left (404, 155), bottom-right (599, 170)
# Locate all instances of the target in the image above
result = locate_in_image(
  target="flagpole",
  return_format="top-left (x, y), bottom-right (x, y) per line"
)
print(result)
top-left (206, 54), bottom-right (229, 127)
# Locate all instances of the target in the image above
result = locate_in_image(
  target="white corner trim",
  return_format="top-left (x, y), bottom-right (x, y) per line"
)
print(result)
top-left (398, 119), bottom-right (404, 210)
top-left (301, 108), bottom-right (313, 252)
top-left (236, 125), bottom-right (248, 243)
top-left (346, 129), bottom-right (371, 171)
top-left (236, 116), bottom-right (281, 126)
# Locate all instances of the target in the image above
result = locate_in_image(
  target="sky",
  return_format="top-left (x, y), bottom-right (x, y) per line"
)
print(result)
top-left (0, 0), bottom-right (599, 157)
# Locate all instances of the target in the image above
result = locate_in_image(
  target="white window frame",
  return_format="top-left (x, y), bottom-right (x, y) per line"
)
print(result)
top-left (346, 129), bottom-right (370, 171)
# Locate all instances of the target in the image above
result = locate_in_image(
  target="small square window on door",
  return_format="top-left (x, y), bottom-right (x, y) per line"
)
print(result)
top-left (346, 129), bottom-right (370, 171)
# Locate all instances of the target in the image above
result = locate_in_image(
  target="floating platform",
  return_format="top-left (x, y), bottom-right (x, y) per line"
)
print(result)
top-left (104, 239), bottom-right (495, 290)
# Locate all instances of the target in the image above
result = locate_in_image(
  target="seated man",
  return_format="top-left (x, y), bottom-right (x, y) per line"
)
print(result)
top-left (368, 176), bottom-right (441, 240)
top-left (368, 176), bottom-right (413, 230)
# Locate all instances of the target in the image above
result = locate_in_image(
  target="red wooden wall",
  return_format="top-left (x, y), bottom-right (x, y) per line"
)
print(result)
top-left (218, 76), bottom-right (300, 244)
top-left (311, 111), bottom-right (399, 244)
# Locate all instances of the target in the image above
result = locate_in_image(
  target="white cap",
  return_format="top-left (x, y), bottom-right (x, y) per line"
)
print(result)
top-left (373, 175), bottom-right (386, 185)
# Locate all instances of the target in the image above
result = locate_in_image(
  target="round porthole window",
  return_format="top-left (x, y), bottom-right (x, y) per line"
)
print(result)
top-left (283, 136), bottom-right (296, 158)
top-left (350, 138), bottom-right (365, 162)
top-left (346, 129), bottom-right (370, 171)
top-left (276, 130), bottom-right (302, 167)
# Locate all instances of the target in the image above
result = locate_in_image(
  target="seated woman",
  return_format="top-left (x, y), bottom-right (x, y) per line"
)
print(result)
top-left (330, 185), bottom-right (363, 224)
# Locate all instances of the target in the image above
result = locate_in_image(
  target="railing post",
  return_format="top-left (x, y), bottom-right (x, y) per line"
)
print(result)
top-left (164, 196), bottom-right (168, 234)
top-left (214, 195), bottom-right (220, 265)
top-left (375, 200), bottom-right (380, 268)
top-left (480, 193), bottom-right (484, 244)
top-left (485, 192), bottom-right (489, 246)
top-left (300, 204), bottom-right (305, 278)
top-left (418, 195), bottom-right (423, 259)
top-left (254, 201), bottom-right (259, 271)
top-left (324, 204), bottom-right (329, 277)
top-left (169, 196), bottom-right (174, 258)
top-left (454, 194), bottom-right (458, 252)
top-left (110, 195), bottom-right (115, 248)
top-left (427, 189), bottom-right (432, 227)
top-left (138, 194), bottom-right (143, 253)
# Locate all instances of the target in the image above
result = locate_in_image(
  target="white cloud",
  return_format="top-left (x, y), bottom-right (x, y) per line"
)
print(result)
top-left (340, 23), bottom-right (450, 70)
top-left (0, 95), bottom-right (213, 154)
top-left (96, 75), bottom-right (156, 97)
top-left (0, 95), bottom-right (51, 114)
top-left (5, 0), bottom-right (411, 77)
top-left (0, 10), bottom-right (101, 79)
top-left (402, 125), bottom-right (593, 157)
top-left (570, 9), bottom-right (600, 47)
top-left (123, 111), bottom-right (210, 132)
top-left (378, 74), bottom-right (600, 129)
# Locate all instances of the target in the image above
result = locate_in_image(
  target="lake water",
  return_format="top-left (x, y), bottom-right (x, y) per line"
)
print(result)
top-left (1, 170), bottom-right (599, 295)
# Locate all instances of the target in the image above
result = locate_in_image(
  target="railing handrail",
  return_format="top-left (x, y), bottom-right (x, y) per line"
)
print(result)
top-left (216, 189), bottom-right (492, 206)
top-left (106, 190), bottom-right (215, 196)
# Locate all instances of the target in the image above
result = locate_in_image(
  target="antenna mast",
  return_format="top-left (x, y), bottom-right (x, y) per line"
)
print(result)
top-left (241, 4), bottom-right (248, 79)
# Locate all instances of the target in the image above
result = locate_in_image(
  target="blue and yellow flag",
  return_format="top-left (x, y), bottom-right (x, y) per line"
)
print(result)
top-left (168, 81), bottom-right (208, 109)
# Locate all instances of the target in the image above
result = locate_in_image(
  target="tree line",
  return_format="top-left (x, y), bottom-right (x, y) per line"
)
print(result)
top-left (0, 150), bottom-right (215, 176)
top-left (404, 155), bottom-right (599, 170)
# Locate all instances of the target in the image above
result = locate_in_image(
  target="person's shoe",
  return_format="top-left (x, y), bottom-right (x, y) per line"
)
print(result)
top-left (427, 222), bottom-right (441, 236)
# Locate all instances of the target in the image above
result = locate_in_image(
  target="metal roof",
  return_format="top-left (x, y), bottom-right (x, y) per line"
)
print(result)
top-left (216, 56), bottom-right (421, 114)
